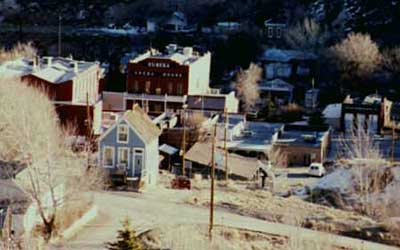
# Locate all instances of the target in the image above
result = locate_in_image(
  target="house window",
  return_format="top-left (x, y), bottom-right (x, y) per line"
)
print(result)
top-left (118, 147), bottom-right (129, 167)
top-left (133, 80), bottom-right (139, 92)
top-left (145, 81), bottom-right (151, 94)
top-left (268, 27), bottom-right (273, 38)
top-left (177, 83), bottom-right (183, 95)
top-left (276, 27), bottom-right (282, 38)
top-left (103, 146), bottom-right (114, 167)
top-left (117, 125), bottom-right (129, 143)
top-left (168, 82), bottom-right (173, 94)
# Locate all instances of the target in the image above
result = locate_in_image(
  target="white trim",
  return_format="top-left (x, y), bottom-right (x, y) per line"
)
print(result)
top-left (102, 146), bottom-right (115, 168)
top-left (117, 124), bottom-right (129, 143)
top-left (132, 147), bottom-right (145, 176)
top-left (118, 147), bottom-right (130, 167)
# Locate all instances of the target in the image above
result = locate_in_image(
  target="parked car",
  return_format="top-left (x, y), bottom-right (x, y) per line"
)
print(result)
top-left (308, 163), bottom-right (326, 177)
top-left (171, 176), bottom-right (191, 190)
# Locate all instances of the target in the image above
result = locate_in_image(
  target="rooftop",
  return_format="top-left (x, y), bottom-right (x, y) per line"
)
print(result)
top-left (0, 57), bottom-right (99, 84)
top-left (259, 79), bottom-right (294, 92)
top-left (275, 125), bottom-right (329, 148)
top-left (225, 122), bottom-right (283, 152)
top-left (261, 48), bottom-right (317, 63)
top-left (185, 142), bottom-right (259, 180)
top-left (123, 105), bottom-right (161, 144)
top-left (130, 44), bottom-right (209, 66)
top-left (323, 103), bottom-right (342, 119)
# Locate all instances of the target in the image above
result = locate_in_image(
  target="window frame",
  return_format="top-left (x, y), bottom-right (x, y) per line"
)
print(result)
top-left (117, 124), bottom-right (129, 144)
top-left (268, 27), bottom-right (273, 38)
top-left (133, 148), bottom-right (145, 173)
top-left (102, 146), bottom-right (115, 168)
top-left (276, 27), bottom-right (282, 38)
top-left (118, 147), bottom-right (130, 168)
top-left (177, 83), bottom-right (183, 95)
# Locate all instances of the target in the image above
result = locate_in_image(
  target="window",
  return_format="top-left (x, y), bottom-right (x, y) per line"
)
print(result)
top-left (177, 83), bottom-right (183, 95)
top-left (118, 147), bottom-right (129, 167)
top-left (133, 80), bottom-right (139, 92)
top-left (276, 27), bottom-right (282, 38)
top-left (103, 146), bottom-right (114, 167)
top-left (117, 125), bottom-right (129, 143)
top-left (168, 82), bottom-right (173, 94)
top-left (268, 27), bottom-right (273, 38)
top-left (145, 81), bottom-right (151, 94)
top-left (156, 88), bottom-right (162, 95)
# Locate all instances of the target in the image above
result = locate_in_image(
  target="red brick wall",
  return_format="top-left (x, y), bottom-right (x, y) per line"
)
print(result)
top-left (55, 104), bottom-right (94, 136)
top-left (22, 75), bottom-right (73, 102)
top-left (127, 58), bottom-right (189, 96)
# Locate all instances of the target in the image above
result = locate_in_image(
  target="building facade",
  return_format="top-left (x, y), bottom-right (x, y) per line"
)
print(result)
top-left (98, 106), bottom-right (161, 188)
top-left (1, 56), bottom-right (104, 136)
top-left (126, 44), bottom-right (211, 114)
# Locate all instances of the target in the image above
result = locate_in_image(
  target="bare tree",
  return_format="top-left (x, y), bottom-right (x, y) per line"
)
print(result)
top-left (0, 78), bottom-right (102, 243)
top-left (284, 18), bottom-right (329, 52)
top-left (234, 63), bottom-right (262, 113)
top-left (0, 42), bottom-right (36, 64)
top-left (329, 33), bottom-right (381, 80)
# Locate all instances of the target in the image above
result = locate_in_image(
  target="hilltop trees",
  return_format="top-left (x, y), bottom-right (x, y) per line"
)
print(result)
top-left (329, 33), bottom-right (381, 86)
top-left (285, 18), bottom-right (329, 52)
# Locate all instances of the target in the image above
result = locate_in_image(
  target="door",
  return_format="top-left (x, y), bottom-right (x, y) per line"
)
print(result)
top-left (133, 149), bottom-right (144, 177)
top-left (304, 154), bottom-right (311, 166)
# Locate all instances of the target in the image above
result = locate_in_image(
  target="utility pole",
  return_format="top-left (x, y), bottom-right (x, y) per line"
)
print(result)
top-left (86, 92), bottom-right (92, 170)
top-left (181, 105), bottom-right (187, 176)
top-left (224, 108), bottom-right (229, 181)
top-left (58, 14), bottom-right (62, 57)
top-left (392, 125), bottom-right (396, 164)
top-left (209, 123), bottom-right (217, 241)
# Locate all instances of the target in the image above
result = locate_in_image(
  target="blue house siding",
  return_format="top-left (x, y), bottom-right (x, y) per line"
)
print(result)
top-left (99, 120), bottom-right (146, 178)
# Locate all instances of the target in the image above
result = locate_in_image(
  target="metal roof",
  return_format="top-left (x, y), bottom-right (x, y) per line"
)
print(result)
top-left (159, 144), bottom-right (179, 155)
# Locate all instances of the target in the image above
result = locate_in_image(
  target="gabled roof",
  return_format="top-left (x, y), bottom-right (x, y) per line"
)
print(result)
top-left (123, 105), bottom-right (161, 144)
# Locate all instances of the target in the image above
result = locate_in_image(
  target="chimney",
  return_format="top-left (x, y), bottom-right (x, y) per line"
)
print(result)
top-left (45, 57), bottom-right (52, 68)
top-left (73, 61), bottom-right (79, 73)
top-left (32, 58), bottom-right (37, 70)
top-left (183, 47), bottom-right (193, 57)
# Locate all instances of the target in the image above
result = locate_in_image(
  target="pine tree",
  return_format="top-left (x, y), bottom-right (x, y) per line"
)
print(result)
top-left (106, 218), bottom-right (142, 250)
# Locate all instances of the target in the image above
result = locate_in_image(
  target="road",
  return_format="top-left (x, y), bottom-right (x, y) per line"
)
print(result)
top-left (54, 190), bottom-right (399, 250)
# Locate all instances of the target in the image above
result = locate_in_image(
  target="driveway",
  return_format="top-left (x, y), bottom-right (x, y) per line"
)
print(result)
top-left (54, 190), bottom-right (399, 250)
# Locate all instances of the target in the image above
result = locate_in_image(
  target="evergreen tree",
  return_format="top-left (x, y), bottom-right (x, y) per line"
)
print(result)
top-left (106, 218), bottom-right (142, 250)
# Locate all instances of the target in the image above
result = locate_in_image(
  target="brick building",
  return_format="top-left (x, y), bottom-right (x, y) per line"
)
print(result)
top-left (126, 44), bottom-right (211, 114)
top-left (0, 56), bottom-right (104, 136)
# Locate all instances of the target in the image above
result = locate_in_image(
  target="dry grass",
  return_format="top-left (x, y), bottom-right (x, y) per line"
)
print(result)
top-left (182, 178), bottom-right (381, 240)
top-left (139, 224), bottom-right (347, 250)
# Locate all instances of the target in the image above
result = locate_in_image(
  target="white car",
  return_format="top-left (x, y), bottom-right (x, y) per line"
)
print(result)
top-left (308, 163), bottom-right (326, 177)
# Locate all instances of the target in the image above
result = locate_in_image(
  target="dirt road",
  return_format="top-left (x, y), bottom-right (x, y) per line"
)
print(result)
top-left (55, 190), bottom-right (399, 250)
